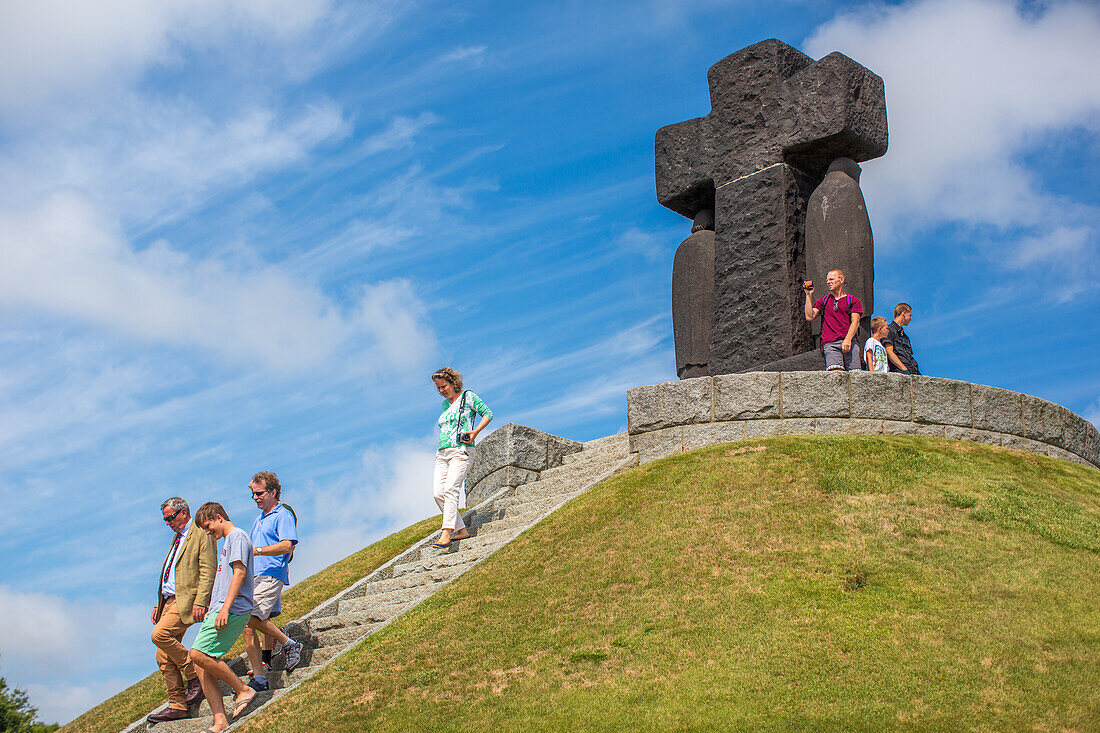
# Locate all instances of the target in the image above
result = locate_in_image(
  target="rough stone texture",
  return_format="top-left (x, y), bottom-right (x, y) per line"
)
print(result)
top-left (630, 427), bottom-right (683, 464)
top-left (740, 349), bottom-right (824, 373)
top-left (1086, 423), bottom-right (1100, 468)
top-left (815, 417), bottom-right (883, 435)
top-left (912, 377), bottom-right (971, 428)
top-left (1000, 434), bottom-right (1047, 455)
top-left (1021, 395), bottom-right (1064, 444)
top-left (971, 384), bottom-right (1024, 436)
top-left (781, 371), bottom-right (849, 418)
top-left (882, 420), bottom-right (946, 437)
top-left (708, 163), bottom-right (818, 374)
top-left (743, 419), bottom-right (783, 440)
top-left (467, 424), bottom-right (548, 487)
top-left (944, 426), bottom-right (999, 446)
top-left (656, 39), bottom-right (888, 375)
top-left (547, 435), bottom-right (584, 470)
top-left (466, 424), bottom-right (582, 502)
top-left (627, 377), bottom-right (713, 434)
top-left (805, 158), bottom-right (874, 340)
top-left (849, 371), bottom-right (912, 421)
top-left (778, 418), bottom-right (818, 435)
top-left (465, 466), bottom-right (539, 508)
top-left (713, 372), bottom-right (780, 420)
top-left (1060, 410), bottom-right (1092, 460)
top-left (683, 421), bottom-right (746, 451)
top-left (672, 226), bottom-right (716, 379)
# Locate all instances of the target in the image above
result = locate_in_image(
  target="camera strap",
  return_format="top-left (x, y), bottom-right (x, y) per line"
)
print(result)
top-left (453, 390), bottom-right (468, 445)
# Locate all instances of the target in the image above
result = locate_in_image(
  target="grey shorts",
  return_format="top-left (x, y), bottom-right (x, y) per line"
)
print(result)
top-left (252, 575), bottom-right (284, 620)
top-left (823, 339), bottom-right (859, 371)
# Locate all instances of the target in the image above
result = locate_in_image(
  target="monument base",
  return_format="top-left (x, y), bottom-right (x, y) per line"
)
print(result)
top-left (626, 372), bottom-right (1100, 469)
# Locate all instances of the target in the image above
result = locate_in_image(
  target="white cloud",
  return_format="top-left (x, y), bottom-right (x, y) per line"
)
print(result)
top-left (293, 439), bottom-right (438, 580)
top-left (0, 586), bottom-right (151, 723)
top-left (0, 0), bottom-right (336, 117)
top-left (805, 0), bottom-right (1100, 269)
top-left (439, 45), bottom-right (488, 65)
top-left (0, 192), bottom-right (435, 371)
top-left (362, 112), bottom-right (441, 156)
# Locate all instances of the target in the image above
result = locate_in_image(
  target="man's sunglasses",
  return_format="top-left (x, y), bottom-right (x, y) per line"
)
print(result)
top-left (163, 507), bottom-right (185, 523)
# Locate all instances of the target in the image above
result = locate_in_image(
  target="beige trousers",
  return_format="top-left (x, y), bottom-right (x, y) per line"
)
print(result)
top-left (152, 596), bottom-right (196, 709)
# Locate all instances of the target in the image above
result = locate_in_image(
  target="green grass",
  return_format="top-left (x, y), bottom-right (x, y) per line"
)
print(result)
top-left (236, 436), bottom-right (1100, 732)
top-left (61, 514), bottom-right (443, 733)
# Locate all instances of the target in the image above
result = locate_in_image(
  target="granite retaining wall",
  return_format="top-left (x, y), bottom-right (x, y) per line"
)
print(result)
top-left (626, 372), bottom-right (1100, 468)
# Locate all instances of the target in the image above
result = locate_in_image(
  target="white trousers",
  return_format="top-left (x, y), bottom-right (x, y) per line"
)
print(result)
top-left (433, 447), bottom-right (472, 531)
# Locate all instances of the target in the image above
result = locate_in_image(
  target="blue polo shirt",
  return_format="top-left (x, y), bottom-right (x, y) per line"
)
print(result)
top-left (250, 503), bottom-right (298, 585)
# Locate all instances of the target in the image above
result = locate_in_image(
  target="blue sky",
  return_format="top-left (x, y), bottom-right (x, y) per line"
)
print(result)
top-left (0, 0), bottom-right (1097, 724)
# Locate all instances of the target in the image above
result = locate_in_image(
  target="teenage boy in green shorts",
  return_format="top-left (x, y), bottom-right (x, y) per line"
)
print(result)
top-left (188, 502), bottom-right (258, 731)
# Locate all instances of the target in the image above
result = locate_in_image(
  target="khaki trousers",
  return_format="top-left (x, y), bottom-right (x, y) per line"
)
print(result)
top-left (152, 596), bottom-right (196, 710)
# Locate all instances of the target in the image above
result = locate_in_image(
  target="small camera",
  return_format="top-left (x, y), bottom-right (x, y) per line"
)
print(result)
top-left (803, 279), bottom-right (814, 291)
top-left (458, 432), bottom-right (472, 444)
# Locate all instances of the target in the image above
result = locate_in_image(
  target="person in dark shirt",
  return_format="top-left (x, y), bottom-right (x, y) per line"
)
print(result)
top-left (883, 302), bottom-right (920, 374)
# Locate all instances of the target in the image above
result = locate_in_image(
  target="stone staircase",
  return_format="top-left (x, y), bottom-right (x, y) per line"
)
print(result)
top-left (129, 432), bottom-right (635, 733)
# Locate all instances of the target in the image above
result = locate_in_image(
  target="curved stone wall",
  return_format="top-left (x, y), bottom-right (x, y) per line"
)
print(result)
top-left (626, 372), bottom-right (1100, 469)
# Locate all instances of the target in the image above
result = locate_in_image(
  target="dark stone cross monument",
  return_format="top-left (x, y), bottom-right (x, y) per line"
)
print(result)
top-left (656, 39), bottom-right (888, 377)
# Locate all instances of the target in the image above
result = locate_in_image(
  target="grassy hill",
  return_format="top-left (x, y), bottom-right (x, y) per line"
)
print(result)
top-left (230, 435), bottom-right (1100, 732)
top-left (62, 514), bottom-right (444, 733)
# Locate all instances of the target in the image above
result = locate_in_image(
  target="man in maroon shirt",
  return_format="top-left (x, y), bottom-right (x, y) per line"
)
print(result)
top-left (804, 269), bottom-right (864, 371)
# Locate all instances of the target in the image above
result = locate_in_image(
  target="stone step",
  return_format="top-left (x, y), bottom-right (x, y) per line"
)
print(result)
top-left (300, 643), bottom-right (343, 667)
top-left (312, 604), bottom-right (405, 632)
top-left (537, 453), bottom-right (623, 484)
top-left (333, 597), bottom-right (408, 620)
top-left (261, 664), bottom-right (316, 689)
top-left (563, 434), bottom-right (631, 464)
top-left (313, 622), bottom-right (383, 648)
top-left (419, 529), bottom-right (519, 561)
top-left (152, 691), bottom-right (274, 732)
top-left (475, 509), bottom-right (552, 537)
top-left (339, 583), bottom-right (441, 613)
top-left (365, 564), bottom-right (464, 595)
top-left (581, 431), bottom-right (630, 453)
top-left (493, 482), bottom-right (576, 513)
top-left (394, 542), bottom-right (501, 576)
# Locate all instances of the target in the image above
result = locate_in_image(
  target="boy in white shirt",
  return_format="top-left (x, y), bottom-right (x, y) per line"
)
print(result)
top-left (188, 502), bottom-right (258, 732)
top-left (864, 317), bottom-right (890, 373)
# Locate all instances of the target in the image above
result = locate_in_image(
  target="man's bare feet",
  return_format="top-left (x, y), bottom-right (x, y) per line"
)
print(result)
top-left (451, 529), bottom-right (471, 540)
top-left (437, 529), bottom-right (452, 544)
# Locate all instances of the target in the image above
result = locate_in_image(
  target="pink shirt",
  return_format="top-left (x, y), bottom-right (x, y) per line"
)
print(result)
top-left (814, 293), bottom-right (863, 343)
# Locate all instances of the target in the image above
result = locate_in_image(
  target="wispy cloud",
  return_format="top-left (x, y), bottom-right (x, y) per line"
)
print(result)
top-left (439, 45), bottom-right (488, 65)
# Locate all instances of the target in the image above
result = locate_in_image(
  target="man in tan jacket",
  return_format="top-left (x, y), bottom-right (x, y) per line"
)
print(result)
top-left (148, 497), bottom-right (217, 724)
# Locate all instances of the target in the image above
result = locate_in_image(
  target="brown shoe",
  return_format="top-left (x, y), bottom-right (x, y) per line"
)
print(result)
top-left (147, 706), bottom-right (190, 723)
top-left (185, 676), bottom-right (205, 706)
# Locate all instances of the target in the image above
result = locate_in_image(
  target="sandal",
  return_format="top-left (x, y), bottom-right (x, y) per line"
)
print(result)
top-left (231, 693), bottom-right (256, 719)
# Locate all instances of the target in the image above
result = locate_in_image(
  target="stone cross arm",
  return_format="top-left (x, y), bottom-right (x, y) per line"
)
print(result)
top-left (655, 39), bottom-right (888, 218)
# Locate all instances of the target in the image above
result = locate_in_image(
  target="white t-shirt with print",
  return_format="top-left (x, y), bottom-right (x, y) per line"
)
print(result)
top-left (864, 336), bottom-right (888, 373)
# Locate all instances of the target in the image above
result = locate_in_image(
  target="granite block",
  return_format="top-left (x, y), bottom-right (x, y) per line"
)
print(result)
top-left (912, 377), bottom-right (971, 427)
top-left (781, 371), bottom-right (849, 418)
top-left (683, 421), bottom-right (746, 451)
top-left (882, 420), bottom-right (946, 438)
top-left (630, 427), bottom-right (683, 464)
top-left (971, 384), bottom-right (1024, 436)
top-left (849, 371), bottom-right (912, 421)
top-left (815, 417), bottom-right (883, 435)
top-left (713, 372), bottom-right (780, 420)
top-left (1021, 395), bottom-right (1064, 445)
top-left (627, 377), bottom-right (712, 434)
top-left (944, 426), bottom-right (999, 446)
